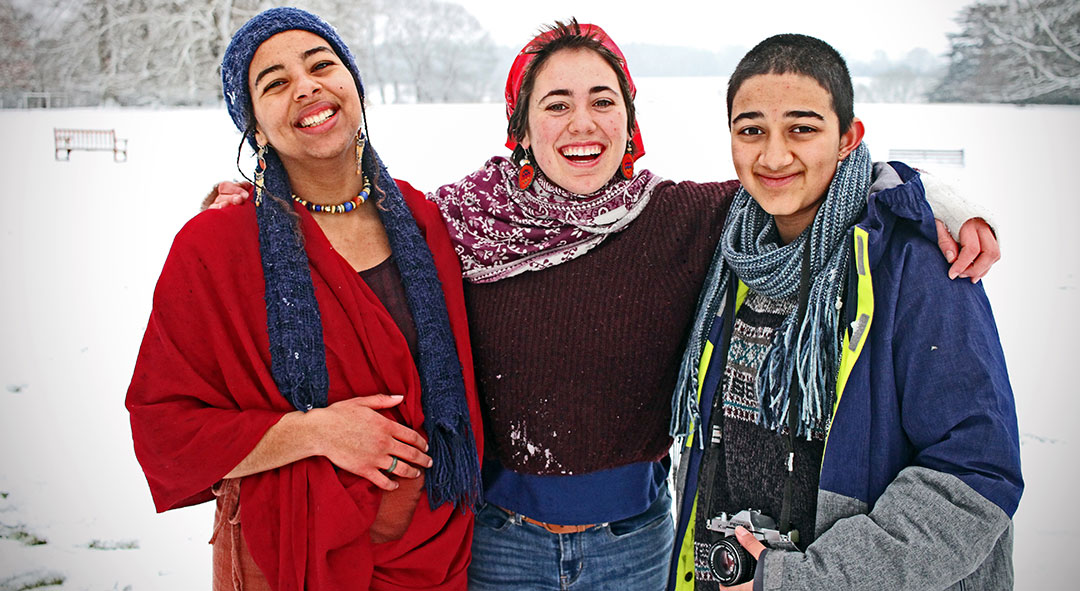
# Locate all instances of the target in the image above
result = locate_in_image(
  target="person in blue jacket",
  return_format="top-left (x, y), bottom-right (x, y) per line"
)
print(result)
top-left (669, 34), bottom-right (1022, 590)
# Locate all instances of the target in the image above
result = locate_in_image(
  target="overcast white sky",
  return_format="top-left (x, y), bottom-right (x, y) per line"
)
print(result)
top-left (453, 0), bottom-right (974, 61)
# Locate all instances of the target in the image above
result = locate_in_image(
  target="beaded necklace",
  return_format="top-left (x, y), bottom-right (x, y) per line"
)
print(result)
top-left (292, 176), bottom-right (372, 213)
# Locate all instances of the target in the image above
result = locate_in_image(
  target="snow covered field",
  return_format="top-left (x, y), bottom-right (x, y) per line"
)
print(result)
top-left (0, 80), bottom-right (1077, 589)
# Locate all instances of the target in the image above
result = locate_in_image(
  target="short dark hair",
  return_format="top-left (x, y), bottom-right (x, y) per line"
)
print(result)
top-left (726, 34), bottom-right (854, 133)
top-left (507, 19), bottom-right (636, 147)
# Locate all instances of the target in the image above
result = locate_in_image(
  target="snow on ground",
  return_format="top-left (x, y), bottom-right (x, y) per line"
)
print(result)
top-left (0, 80), bottom-right (1076, 589)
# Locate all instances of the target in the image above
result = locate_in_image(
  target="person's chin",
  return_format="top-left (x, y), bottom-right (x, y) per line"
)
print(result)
top-left (564, 175), bottom-right (609, 195)
top-left (750, 191), bottom-right (796, 217)
top-left (565, 165), bottom-right (620, 195)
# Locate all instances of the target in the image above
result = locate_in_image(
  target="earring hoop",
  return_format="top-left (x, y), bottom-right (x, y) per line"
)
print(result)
top-left (254, 143), bottom-right (268, 206)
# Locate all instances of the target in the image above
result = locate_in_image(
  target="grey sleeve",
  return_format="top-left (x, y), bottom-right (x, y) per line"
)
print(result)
top-left (756, 466), bottom-right (1013, 591)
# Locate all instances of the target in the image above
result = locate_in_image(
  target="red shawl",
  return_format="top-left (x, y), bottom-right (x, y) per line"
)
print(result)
top-left (127, 181), bottom-right (482, 590)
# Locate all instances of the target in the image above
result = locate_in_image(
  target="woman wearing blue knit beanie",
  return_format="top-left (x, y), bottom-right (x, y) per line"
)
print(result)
top-left (126, 7), bottom-right (482, 590)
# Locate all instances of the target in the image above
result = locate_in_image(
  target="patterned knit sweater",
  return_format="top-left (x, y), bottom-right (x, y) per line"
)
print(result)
top-left (693, 290), bottom-right (826, 589)
top-left (464, 179), bottom-right (740, 475)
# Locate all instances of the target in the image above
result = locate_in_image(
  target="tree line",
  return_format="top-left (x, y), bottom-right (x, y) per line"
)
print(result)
top-left (0, 0), bottom-right (499, 107)
top-left (1, 0), bottom-right (1077, 108)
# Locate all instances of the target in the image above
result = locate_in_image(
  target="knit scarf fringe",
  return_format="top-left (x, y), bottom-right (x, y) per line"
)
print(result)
top-left (671, 143), bottom-right (872, 445)
top-left (257, 142), bottom-right (482, 510)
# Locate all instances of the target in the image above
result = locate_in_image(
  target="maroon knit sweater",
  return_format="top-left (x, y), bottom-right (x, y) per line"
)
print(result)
top-left (464, 179), bottom-right (740, 475)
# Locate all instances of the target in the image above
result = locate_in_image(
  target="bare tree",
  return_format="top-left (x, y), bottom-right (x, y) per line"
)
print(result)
top-left (19, 0), bottom-right (265, 106)
top-left (932, 0), bottom-right (1080, 104)
top-left (378, 0), bottom-right (497, 103)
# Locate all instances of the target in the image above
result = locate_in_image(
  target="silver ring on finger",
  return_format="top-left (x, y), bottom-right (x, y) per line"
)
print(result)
top-left (386, 456), bottom-right (399, 474)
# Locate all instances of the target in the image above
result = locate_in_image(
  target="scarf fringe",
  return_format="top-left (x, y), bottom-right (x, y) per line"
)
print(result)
top-left (424, 414), bottom-right (483, 511)
top-left (757, 294), bottom-right (840, 437)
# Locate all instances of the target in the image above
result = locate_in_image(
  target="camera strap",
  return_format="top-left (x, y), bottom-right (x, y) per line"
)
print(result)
top-left (691, 269), bottom-right (739, 550)
top-left (779, 243), bottom-right (812, 535)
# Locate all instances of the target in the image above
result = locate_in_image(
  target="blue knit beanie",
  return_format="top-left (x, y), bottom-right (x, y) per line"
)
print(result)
top-left (218, 7), bottom-right (482, 511)
top-left (221, 6), bottom-right (364, 145)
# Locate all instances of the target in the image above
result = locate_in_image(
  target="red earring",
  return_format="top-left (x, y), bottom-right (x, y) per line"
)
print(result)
top-left (620, 142), bottom-right (634, 179)
top-left (518, 149), bottom-right (535, 190)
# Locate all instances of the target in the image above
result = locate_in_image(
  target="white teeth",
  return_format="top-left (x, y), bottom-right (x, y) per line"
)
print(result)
top-left (561, 145), bottom-right (601, 157)
top-left (299, 108), bottom-right (335, 128)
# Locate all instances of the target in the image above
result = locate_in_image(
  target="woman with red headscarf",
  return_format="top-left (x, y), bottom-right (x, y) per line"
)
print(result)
top-left (429, 21), bottom-right (693, 589)
top-left (210, 19), bottom-right (998, 589)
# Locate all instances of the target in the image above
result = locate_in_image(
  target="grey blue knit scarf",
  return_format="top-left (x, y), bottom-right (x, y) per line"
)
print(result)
top-left (671, 143), bottom-right (872, 445)
top-left (222, 7), bottom-right (480, 510)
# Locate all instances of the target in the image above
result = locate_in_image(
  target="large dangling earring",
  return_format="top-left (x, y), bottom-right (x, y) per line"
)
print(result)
top-left (254, 142), bottom-right (268, 206)
top-left (355, 130), bottom-right (366, 175)
top-left (620, 141), bottom-right (634, 179)
top-left (517, 147), bottom-right (535, 190)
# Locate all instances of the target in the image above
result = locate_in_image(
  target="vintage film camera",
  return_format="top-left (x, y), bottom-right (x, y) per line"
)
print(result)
top-left (704, 510), bottom-right (800, 586)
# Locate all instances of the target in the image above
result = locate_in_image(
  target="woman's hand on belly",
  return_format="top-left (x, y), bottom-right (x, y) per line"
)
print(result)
top-left (311, 394), bottom-right (433, 491)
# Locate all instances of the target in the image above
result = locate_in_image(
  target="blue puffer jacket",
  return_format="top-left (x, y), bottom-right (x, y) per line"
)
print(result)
top-left (671, 163), bottom-right (1023, 591)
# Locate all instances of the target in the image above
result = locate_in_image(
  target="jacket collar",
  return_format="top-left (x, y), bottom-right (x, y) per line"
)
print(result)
top-left (857, 161), bottom-right (936, 268)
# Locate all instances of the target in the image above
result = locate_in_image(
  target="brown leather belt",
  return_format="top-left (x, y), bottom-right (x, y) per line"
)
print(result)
top-left (498, 506), bottom-right (599, 534)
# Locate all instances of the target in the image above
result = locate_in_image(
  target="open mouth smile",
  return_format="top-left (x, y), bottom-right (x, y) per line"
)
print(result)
top-left (297, 107), bottom-right (338, 129)
top-left (560, 144), bottom-right (604, 163)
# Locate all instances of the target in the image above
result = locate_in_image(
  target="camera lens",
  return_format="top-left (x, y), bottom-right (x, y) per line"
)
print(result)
top-left (708, 537), bottom-right (755, 586)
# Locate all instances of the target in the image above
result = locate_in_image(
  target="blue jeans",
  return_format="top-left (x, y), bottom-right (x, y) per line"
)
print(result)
top-left (468, 488), bottom-right (674, 590)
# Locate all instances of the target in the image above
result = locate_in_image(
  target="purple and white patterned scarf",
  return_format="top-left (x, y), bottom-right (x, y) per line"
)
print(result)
top-left (429, 156), bottom-right (662, 283)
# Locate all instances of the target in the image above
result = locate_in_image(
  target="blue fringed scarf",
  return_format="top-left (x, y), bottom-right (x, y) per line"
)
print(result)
top-left (223, 7), bottom-right (480, 510)
top-left (671, 143), bottom-right (872, 445)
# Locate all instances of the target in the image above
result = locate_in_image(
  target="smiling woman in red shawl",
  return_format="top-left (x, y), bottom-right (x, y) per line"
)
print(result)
top-left (125, 8), bottom-right (482, 590)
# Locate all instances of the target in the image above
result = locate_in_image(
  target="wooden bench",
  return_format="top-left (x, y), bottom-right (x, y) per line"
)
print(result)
top-left (54, 128), bottom-right (128, 162)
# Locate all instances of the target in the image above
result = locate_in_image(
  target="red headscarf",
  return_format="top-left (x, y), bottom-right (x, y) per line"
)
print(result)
top-left (503, 23), bottom-right (646, 160)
